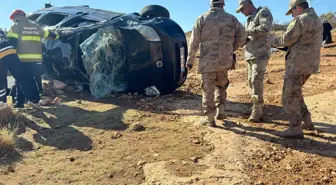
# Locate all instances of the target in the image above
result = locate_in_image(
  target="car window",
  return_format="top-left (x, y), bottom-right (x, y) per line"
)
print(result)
top-left (60, 17), bottom-right (99, 28)
top-left (28, 14), bottom-right (42, 21)
top-left (76, 20), bottom-right (99, 27)
top-left (37, 13), bottom-right (69, 26)
top-left (86, 10), bottom-right (123, 20)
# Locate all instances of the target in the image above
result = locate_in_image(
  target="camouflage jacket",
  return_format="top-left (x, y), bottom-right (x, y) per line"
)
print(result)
top-left (187, 7), bottom-right (246, 73)
top-left (271, 8), bottom-right (322, 77)
top-left (245, 7), bottom-right (273, 61)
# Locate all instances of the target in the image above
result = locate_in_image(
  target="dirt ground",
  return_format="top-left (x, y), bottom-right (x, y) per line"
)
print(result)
top-left (0, 32), bottom-right (336, 185)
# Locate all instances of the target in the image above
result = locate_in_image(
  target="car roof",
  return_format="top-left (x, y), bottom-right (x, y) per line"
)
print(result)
top-left (29, 5), bottom-right (124, 21)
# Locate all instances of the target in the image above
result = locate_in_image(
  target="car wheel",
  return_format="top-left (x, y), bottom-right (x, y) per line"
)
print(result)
top-left (140, 5), bottom-right (170, 18)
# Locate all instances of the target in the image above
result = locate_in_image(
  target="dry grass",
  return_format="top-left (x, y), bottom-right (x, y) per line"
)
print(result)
top-left (0, 105), bottom-right (20, 158)
top-left (0, 105), bottom-right (14, 124)
top-left (0, 127), bottom-right (16, 157)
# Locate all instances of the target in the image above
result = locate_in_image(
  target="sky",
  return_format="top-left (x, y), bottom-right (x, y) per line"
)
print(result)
top-left (0, 0), bottom-right (334, 31)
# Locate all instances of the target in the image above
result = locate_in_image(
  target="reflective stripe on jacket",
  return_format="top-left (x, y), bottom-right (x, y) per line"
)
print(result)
top-left (7, 17), bottom-right (58, 63)
top-left (0, 30), bottom-right (17, 59)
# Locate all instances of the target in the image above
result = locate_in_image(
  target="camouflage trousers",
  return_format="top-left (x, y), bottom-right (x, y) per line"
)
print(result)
top-left (201, 71), bottom-right (229, 116)
top-left (247, 59), bottom-right (268, 103)
top-left (282, 75), bottom-right (311, 127)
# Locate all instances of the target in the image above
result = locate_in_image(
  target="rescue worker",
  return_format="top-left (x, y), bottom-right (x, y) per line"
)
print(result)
top-left (0, 28), bottom-right (26, 103)
top-left (7, 10), bottom-right (59, 108)
top-left (271, 0), bottom-right (322, 138)
top-left (187, 0), bottom-right (246, 126)
top-left (236, 0), bottom-right (273, 122)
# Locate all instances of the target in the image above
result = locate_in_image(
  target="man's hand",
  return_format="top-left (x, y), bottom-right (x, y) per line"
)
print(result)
top-left (187, 64), bottom-right (193, 71)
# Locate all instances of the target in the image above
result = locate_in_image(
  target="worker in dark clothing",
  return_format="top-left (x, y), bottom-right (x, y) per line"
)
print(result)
top-left (6, 10), bottom-right (59, 107)
top-left (0, 28), bottom-right (26, 104)
top-left (323, 20), bottom-right (333, 44)
top-left (35, 75), bottom-right (43, 94)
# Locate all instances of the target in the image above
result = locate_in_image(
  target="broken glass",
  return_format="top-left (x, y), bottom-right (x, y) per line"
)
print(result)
top-left (80, 26), bottom-right (128, 99)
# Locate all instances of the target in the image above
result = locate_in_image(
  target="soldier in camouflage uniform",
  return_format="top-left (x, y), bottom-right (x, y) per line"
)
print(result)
top-left (236, 0), bottom-right (273, 122)
top-left (187, 0), bottom-right (246, 126)
top-left (271, 0), bottom-right (322, 138)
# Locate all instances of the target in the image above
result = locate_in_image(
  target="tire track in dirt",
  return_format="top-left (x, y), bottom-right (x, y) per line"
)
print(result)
top-left (142, 127), bottom-right (253, 185)
top-left (141, 98), bottom-right (256, 185)
top-left (141, 90), bottom-right (336, 185)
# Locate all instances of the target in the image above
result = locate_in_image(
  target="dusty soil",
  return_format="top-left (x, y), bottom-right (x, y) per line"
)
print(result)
top-left (0, 32), bottom-right (335, 185)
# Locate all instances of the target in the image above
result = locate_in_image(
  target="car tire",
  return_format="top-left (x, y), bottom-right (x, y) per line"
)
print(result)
top-left (140, 5), bottom-right (170, 18)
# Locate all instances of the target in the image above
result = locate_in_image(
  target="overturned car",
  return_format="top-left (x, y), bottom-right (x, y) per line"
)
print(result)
top-left (28, 4), bottom-right (188, 98)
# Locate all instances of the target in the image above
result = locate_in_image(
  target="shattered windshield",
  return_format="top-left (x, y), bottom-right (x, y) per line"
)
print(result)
top-left (80, 26), bottom-right (128, 98)
top-left (79, 17), bottom-right (163, 98)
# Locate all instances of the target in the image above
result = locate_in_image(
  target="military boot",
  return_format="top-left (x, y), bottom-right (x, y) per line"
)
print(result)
top-left (200, 114), bottom-right (216, 127)
top-left (301, 114), bottom-right (315, 131)
top-left (277, 126), bottom-right (304, 139)
top-left (216, 104), bottom-right (227, 120)
top-left (248, 102), bottom-right (263, 122)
